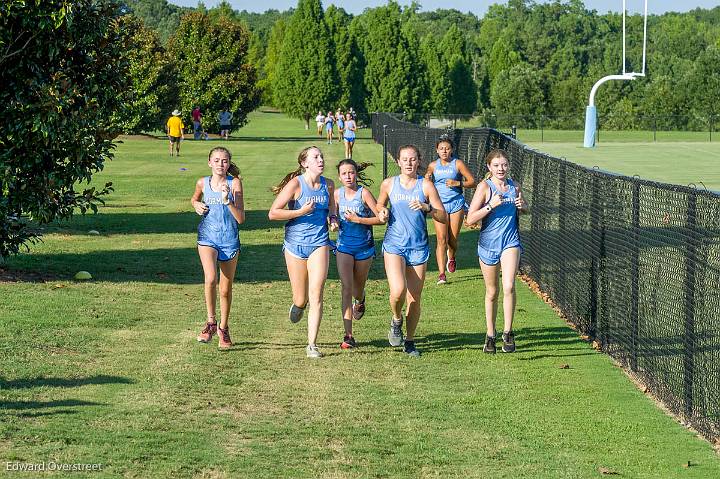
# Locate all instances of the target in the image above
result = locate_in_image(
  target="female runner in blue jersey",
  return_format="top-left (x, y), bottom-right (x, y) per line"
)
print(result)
top-left (269, 146), bottom-right (339, 358)
top-left (324, 111), bottom-right (335, 145)
top-left (466, 149), bottom-right (529, 354)
top-left (333, 159), bottom-right (385, 349)
top-left (376, 145), bottom-right (446, 357)
top-left (342, 112), bottom-right (357, 160)
top-left (191, 147), bottom-right (245, 350)
top-left (424, 136), bottom-right (476, 285)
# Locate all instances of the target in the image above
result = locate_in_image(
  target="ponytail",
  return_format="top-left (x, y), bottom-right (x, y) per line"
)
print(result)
top-left (337, 159), bottom-right (374, 187)
top-left (228, 162), bottom-right (241, 179)
top-left (271, 166), bottom-right (304, 195)
top-left (271, 146), bottom-right (319, 195)
top-left (208, 146), bottom-right (241, 179)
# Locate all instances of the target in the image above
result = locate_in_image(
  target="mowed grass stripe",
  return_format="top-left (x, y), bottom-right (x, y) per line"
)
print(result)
top-left (1, 111), bottom-right (719, 477)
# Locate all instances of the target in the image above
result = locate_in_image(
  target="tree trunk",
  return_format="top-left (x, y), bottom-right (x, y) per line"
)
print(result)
top-left (304, 114), bottom-right (310, 130)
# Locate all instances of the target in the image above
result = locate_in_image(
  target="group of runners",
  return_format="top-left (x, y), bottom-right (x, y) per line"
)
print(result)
top-left (316, 110), bottom-right (358, 159)
top-left (190, 136), bottom-right (528, 358)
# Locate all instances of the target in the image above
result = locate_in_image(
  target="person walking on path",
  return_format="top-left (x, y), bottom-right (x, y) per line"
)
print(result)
top-left (192, 106), bottom-right (203, 140)
top-left (166, 109), bottom-right (185, 157)
top-left (218, 108), bottom-right (233, 140)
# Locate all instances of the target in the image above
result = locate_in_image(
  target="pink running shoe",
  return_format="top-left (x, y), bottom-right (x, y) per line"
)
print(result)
top-left (197, 321), bottom-right (217, 343)
top-left (218, 326), bottom-right (233, 350)
top-left (447, 257), bottom-right (456, 273)
top-left (437, 273), bottom-right (447, 285)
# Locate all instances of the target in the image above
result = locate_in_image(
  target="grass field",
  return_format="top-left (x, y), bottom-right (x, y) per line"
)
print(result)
top-left (1, 111), bottom-right (719, 477)
top-left (524, 141), bottom-right (720, 192)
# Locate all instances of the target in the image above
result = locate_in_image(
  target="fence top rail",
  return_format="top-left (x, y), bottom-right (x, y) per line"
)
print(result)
top-left (374, 112), bottom-right (720, 198)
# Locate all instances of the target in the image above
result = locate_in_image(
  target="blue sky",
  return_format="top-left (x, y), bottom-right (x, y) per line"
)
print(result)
top-left (169, 0), bottom-right (719, 16)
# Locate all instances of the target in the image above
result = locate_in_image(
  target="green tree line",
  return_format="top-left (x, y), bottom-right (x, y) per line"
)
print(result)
top-left (131, 0), bottom-right (720, 130)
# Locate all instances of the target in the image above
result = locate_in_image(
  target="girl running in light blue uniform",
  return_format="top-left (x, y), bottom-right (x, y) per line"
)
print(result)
top-left (424, 136), bottom-right (476, 285)
top-left (336, 110), bottom-right (345, 142)
top-left (343, 112), bottom-right (357, 159)
top-left (324, 111), bottom-right (334, 144)
top-left (284, 175), bottom-right (331, 259)
top-left (466, 149), bottom-right (529, 355)
top-left (477, 178), bottom-right (522, 265)
top-left (377, 144), bottom-right (446, 357)
top-left (334, 159), bottom-right (385, 350)
top-left (197, 175), bottom-right (240, 261)
top-left (191, 147), bottom-right (245, 350)
top-left (382, 175), bottom-right (430, 265)
top-left (269, 146), bottom-right (339, 359)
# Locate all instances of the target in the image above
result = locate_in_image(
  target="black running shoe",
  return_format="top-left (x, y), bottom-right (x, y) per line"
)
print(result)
top-left (483, 335), bottom-right (496, 354)
top-left (502, 331), bottom-right (516, 353)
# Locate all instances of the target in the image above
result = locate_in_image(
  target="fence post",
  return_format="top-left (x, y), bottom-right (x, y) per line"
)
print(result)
top-left (710, 114), bottom-right (714, 142)
top-left (683, 191), bottom-right (698, 419)
top-left (382, 125), bottom-right (388, 180)
top-left (653, 117), bottom-right (657, 142)
top-left (589, 173), bottom-right (602, 339)
top-left (540, 115), bottom-right (544, 143)
top-left (630, 181), bottom-right (640, 372)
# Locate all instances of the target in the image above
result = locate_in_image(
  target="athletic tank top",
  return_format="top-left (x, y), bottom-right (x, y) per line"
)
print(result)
top-left (383, 176), bottom-right (428, 250)
top-left (338, 186), bottom-right (373, 250)
top-left (343, 120), bottom-right (356, 139)
top-left (285, 175), bottom-right (330, 247)
top-left (197, 176), bottom-right (240, 248)
top-left (478, 178), bottom-right (520, 251)
top-left (433, 158), bottom-right (463, 204)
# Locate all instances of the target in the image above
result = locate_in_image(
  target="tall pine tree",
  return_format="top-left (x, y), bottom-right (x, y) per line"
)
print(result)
top-left (275, 0), bottom-right (338, 128)
top-left (361, 2), bottom-right (427, 117)
top-left (325, 5), bottom-right (365, 113)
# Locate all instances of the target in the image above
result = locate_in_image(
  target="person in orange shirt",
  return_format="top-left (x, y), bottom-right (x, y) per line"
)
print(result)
top-left (166, 109), bottom-right (185, 157)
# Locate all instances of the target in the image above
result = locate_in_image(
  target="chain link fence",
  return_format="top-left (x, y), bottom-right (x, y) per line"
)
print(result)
top-left (372, 112), bottom-right (720, 442)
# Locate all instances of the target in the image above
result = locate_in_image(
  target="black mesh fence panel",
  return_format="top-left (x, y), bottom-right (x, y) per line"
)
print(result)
top-left (372, 113), bottom-right (720, 442)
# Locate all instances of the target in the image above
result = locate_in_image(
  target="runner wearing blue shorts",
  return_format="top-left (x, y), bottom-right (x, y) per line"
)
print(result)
top-left (269, 146), bottom-right (340, 358)
top-left (343, 112), bottom-right (357, 159)
top-left (334, 159), bottom-right (385, 349)
top-left (191, 147), bottom-right (245, 350)
top-left (335, 110), bottom-right (345, 142)
top-left (466, 149), bottom-right (529, 354)
top-left (424, 136), bottom-right (476, 284)
top-left (376, 144), bottom-right (446, 357)
top-left (324, 111), bottom-right (334, 144)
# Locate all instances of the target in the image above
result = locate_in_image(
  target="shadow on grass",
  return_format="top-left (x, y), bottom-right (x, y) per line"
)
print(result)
top-left (356, 327), bottom-right (589, 354)
top-left (41, 210), bottom-right (275, 235)
top-left (1, 399), bottom-right (104, 410)
top-left (0, 375), bottom-right (134, 390)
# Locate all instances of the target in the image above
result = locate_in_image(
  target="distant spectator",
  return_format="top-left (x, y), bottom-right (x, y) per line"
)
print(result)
top-left (166, 109), bottom-right (185, 157)
top-left (218, 108), bottom-right (233, 140)
top-left (192, 106), bottom-right (203, 140)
